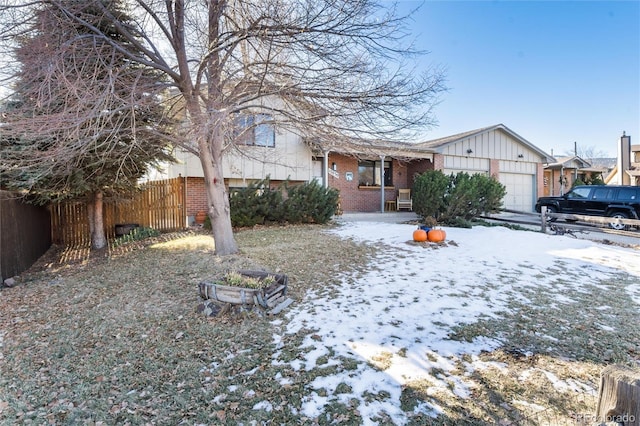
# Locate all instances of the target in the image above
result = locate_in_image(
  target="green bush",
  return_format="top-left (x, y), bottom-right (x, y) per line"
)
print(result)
top-left (229, 178), bottom-right (283, 227)
top-left (111, 226), bottom-right (161, 247)
top-left (413, 171), bottom-right (506, 226)
top-left (228, 177), bottom-right (339, 227)
top-left (586, 174), bottom-right (604, 185)
top-left (412, 170), bottom-right (449, 220)
top-left (572, 177), bottom-right (586, 188)
top-left (283, 180), bottom-right (339, 224)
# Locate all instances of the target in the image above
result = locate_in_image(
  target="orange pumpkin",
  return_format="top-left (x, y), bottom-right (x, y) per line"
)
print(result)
top-left (427, 228), bottom-right (446, 243)
top-left (412, 229), bottom-right (428, 242)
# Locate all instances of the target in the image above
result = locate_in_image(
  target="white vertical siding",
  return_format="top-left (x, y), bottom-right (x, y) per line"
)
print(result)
top-left (444, 156), bottom-right (490, 173)
top-left (441, 129), bottom-right (543, 162)
top-left (155, 128), bottom-right (314, 182)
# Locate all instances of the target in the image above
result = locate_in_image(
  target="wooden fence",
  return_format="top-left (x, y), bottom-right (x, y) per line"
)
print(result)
top-left (1, 191), bottom-right (52, 281)
top-left (540, 207), bottom-right (640, 234)
top-left (50, 177), bottom-right (186, 246)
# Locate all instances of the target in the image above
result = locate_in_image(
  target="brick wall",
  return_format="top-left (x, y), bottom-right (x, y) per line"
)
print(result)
top-left (328, 154), bottom-right (432, 212)
top-left (490, 159), bottom-right (500, 178)
top-left (186, 177), bottom-right (208, 216)
top-left (407, 159), bottom-right (433, 183)
top-left (186, 177), bottom-right (295, 220)
top-left (432, 153), bottom-right (445, 171)
top-left (186, 154), bottom-right (435, 214)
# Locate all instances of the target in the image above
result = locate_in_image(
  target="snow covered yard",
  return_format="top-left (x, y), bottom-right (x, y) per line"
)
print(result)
top-left (2, 224), bottom-right (638, 425)
top-left (271, 223), bottom-right (640, 425)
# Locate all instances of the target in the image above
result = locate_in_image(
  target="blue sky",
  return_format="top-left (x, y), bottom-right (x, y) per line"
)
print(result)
top-left (397, 0), bottom-right (640, 158)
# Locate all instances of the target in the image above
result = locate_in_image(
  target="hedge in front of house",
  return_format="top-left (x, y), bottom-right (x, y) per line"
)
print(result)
top-left (413, 170), bottom-right (506, 226)
top-left (227, 177), bottom-right (339, 227)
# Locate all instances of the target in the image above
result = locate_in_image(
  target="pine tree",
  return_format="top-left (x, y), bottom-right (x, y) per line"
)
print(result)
top-left (1, 1), bottom-right (175, 249)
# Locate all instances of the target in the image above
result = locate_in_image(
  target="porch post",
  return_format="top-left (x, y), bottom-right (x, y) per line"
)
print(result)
top-left (380, 155), bottom-right (385, 213)
top-left (323, 150), bottom-right (329, 188)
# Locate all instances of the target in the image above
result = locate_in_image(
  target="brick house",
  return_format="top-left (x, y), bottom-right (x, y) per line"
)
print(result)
top-left (149, 123), bottom-right (552, 222)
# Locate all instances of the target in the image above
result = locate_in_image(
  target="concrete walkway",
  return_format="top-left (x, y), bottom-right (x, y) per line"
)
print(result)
top-left (334, 211), bottom-right (420, 224)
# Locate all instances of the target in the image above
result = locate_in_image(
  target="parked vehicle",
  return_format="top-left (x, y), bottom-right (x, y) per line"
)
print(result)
top-left (535, 185), bottom-right (640, 230)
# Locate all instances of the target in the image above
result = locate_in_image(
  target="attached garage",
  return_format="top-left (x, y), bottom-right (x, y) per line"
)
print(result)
top-left (418, 124), bottom-right (553, 213)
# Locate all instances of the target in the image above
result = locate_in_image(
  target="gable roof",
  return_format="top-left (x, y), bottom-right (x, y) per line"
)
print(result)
top-left (546, 155), bottom-right (592, 169)
top-left (416, 123), bottom-right (554, 162)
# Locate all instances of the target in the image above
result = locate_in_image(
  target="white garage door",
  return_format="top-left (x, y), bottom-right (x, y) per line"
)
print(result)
top-left (499, 173), bottom-right (534, 212)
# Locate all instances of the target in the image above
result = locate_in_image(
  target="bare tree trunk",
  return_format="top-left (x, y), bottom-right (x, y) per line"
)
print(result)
top-left (91, 190), bottom-right (107, 250)
top-left (194, 0), bottom-right (238, 256)
top-left (88, 200), bottom-right (95, 242)
top-left (197, 121), bottom-right (238, 256)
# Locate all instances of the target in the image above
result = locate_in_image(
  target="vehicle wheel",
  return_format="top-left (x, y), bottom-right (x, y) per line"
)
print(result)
top-left (544, 206), bottom-right (558, 222)
top-left (608, 212), bottom-right (628, 230)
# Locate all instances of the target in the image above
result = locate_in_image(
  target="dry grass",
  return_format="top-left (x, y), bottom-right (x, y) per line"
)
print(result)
top-left (1, 223), bottom-right (638, 425)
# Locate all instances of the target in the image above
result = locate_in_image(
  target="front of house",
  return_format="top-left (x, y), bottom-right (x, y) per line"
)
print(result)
top-left (150, 123), bottom-right (553, 222)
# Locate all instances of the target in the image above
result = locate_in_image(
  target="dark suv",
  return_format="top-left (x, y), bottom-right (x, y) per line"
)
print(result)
top-left (535, 185), bottom-right (640, 230)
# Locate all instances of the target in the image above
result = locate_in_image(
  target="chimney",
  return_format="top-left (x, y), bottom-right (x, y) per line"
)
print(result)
top-left (617, 131), bottom-right (631, 185)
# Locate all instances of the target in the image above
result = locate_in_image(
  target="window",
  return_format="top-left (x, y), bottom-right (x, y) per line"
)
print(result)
top-left (358, 160), bottom-right (392, 186)
top-left (567, 187), bottom-right (590, 199)
top-left (234, 113), bottom-right (275, 147)
top-left (592, 188), bottom-right (614, 200)
top-left (617, 188), bottom-right (639, 200)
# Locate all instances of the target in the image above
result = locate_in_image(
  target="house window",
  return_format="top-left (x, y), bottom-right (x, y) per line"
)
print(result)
top-left (234, 113), bottom-right (275, 147)
top-left (358, 160), bottom-right (392, 186)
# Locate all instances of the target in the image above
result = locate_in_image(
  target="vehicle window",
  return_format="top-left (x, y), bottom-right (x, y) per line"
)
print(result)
top-left (567, 187), bottom-right (591, 199)
top-left (616, 188), bottom-right (639, 200)
top-left (592, 188), bottom-right (614, 200)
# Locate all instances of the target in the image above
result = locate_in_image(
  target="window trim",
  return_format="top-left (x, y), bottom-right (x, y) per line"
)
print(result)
top-left (233, 113), bottom-right (275, 148)
top-left (357, 160), bottom-right (392, 187)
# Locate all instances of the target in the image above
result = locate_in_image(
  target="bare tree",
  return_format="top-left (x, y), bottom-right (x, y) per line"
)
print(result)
top-left (0, 1), bottom-right (175, 249)
top-left (2, 0), bottom-right (446, 255)
top-left (564, 143), bottom-right (610, 163)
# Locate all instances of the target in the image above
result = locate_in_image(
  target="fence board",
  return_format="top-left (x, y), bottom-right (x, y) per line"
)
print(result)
top-left (50, 177), bottom-right (186, 246)
top-left (1, 191), bottom-right (52, 281)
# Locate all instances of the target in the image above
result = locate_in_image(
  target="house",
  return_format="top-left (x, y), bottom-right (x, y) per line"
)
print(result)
top-left (150, 123), bottom-right (553, 221)
top-left (541, 133), bottom-right (637, 195)
top-left (414, 124), bottom-right (553, 212)
top-left (542, 156), bottom-right (593, 196)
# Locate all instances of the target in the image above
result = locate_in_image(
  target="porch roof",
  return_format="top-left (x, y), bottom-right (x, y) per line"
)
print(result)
top-left (314, 139), bottom-right (435, 161)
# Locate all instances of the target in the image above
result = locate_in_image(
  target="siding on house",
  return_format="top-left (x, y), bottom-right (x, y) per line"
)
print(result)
top-left (159, 131), bottom-right (313, 183)
top-left (151, 123), bottom-right (551, 214)
top-left (421, 125), bottom-right (552, 212)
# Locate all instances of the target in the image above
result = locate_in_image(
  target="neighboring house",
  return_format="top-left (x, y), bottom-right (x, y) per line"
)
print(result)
top-left (543, 156), bottom-right (593, 196)
top-left (150, 122), bottom-right (553, 220)
top-left (605, 132), bottom-right (639, 186)
top-left (541, 133), bottom-right (637, 196)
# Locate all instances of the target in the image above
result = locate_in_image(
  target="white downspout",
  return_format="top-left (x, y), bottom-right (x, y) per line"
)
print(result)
top-left (323, 151), bottom-right (329, 188)
top-left (380, 155), bottom-right (385, 212)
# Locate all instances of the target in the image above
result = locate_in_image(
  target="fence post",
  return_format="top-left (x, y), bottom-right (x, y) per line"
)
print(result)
top-left (540, 206), bottom-right (547, 234)
top-left (596, 364), bottom-right (640, 425)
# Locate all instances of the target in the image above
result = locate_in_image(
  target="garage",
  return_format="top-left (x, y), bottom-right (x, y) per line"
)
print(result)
top-left (499, 172), bottom-right (535, 212)
top-left (418, 124), bottom-right (552, 215)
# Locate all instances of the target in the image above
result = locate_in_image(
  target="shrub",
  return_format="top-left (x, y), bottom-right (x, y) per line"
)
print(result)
top-left (572, 177), bottom-right (586, 188)
top-left (111, 226), bottom-right (160, 247)
top-left (413, 171), bottom-right (506, 226)
top-left (412, 170), bottom-right (449, 220)
top-left (283, 180), bottom-right (339, 224)
top-left (586, 174), bottom-right (605, 185)
top-left (227, 177), bottom-right (285, 227)
top-left (228, 177), bottom-right (339, 227)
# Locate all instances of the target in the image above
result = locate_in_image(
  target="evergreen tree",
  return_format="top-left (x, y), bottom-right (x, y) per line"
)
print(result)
top-left (1, 1), bottom-right (174, 249)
